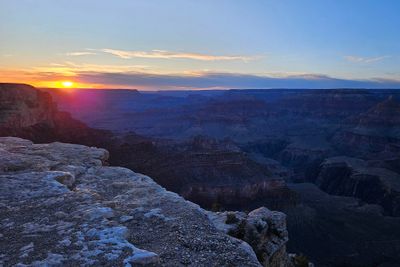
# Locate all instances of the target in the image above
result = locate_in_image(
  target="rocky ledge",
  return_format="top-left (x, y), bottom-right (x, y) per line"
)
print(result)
top-left (0, 137), bottom-right (291, 266)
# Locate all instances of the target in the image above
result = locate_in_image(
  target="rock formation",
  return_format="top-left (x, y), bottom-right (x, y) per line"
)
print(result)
top-left (284, 183), bottom-right (400, 266)
top-left (0, 83), bottom-right (112, 145)
top-left (208, 208), bottom-right (293, 267)
top-left (0, 137), bottom-right (293, 266)
top-left (0, 83), bottom-right (295, 213)
top-left (333, 96), bottom-right (400, 158)
top-left (113, 136), bottom-right (297, 211)
top-left (0, 83), bottom-right (56, 129)
top-left (316, 156), bottom-right (400, 216)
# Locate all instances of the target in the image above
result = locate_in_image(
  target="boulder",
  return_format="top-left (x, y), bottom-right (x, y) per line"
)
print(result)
top-left (208, 208), bottom-right (293, 267)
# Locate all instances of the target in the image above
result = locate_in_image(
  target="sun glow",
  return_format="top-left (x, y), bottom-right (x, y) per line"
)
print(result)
top-left (61, 81), bottom-right (74, 88)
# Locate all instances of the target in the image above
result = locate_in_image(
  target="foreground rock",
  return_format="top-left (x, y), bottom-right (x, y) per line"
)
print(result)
top-left (208, 208), bottom-right (293, 267)
top-left (0, 137), bottom-right (269, 266)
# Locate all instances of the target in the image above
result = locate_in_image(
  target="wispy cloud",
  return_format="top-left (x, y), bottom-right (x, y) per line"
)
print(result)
top-left (33, 62), bottom-right (150, 76)
top-left (92, 48), bottom-right (257, 61)
top-left (66, 51), bottom-right (97, 56)
top-left (344, 55), bottom-right (390, 63)
top-left (73, 71), bottom-right (400, 89)
top-left (4, 65), bottom-right (400, 89)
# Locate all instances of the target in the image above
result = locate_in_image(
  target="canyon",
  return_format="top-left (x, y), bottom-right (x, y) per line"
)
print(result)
top-left (0, 84), bottom-right (293, 266)
top-left (1, 83), bottom-right (400, 266)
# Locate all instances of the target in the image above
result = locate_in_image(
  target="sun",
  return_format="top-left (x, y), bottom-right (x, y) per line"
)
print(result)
top-left (61, 81), bottom-right (74, 88)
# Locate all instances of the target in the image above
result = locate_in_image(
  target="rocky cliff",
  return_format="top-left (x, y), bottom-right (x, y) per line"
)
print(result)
top-left (0, 83), bottom-right (112, 145)
top-left (109, 135), bottom-right (297, 211)
top-left (208, 208), bottom-right (292, 266)
top-left (0, 83), bottom-right (56, 129)
top-left (0, 137), bottom-right (292, 266)
top-left (316, 156), bottom-right (400, 216)
top-left (0, 84), bottom-right (295, 213)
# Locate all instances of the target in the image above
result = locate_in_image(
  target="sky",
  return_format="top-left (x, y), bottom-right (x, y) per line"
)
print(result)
top-left (0, 0), bottom-right (400, 90)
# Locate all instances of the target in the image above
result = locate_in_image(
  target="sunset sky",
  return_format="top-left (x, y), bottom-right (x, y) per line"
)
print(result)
top-left (1, 0), bottom-right (400, 90)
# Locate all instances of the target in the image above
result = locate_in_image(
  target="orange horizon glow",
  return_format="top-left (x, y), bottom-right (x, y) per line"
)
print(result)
top-left (36, 80), bottom-right (100, 89)
top-left (0, 68), bottom-right (142, 89)
top-left (0, 78), bottom-right (146, 90)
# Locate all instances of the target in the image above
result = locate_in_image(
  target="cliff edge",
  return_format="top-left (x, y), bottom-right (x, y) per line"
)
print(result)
top-left (0, 137), bottom-right (291, 266)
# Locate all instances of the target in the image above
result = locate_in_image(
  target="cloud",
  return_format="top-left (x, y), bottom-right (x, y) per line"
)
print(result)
top-left (4, 64), bottom-right (400, 89)
top-left (66, 52), bottom-right (97, 56)
top-left (93, 48), bottom-right (257, 61)
top-left (33, 62), bottom-right (150, 76)
top-left (72, 71), bottom-right (400, 89)
top-left (344, 55), bottom-right (390, 63)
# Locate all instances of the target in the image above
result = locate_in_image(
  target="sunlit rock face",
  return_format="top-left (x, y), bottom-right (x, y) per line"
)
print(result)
top-left (0, 137), bottom-right (272, 266)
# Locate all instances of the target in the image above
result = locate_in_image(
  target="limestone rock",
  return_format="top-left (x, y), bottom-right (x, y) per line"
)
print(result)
top-left (208, 208), bottom-right (293, 267)
top-left (0, 137), bottom-right (262, 266)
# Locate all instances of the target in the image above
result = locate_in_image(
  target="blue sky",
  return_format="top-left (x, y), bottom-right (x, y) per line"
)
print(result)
top-left (0, 0), bottom-right (399, 89)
